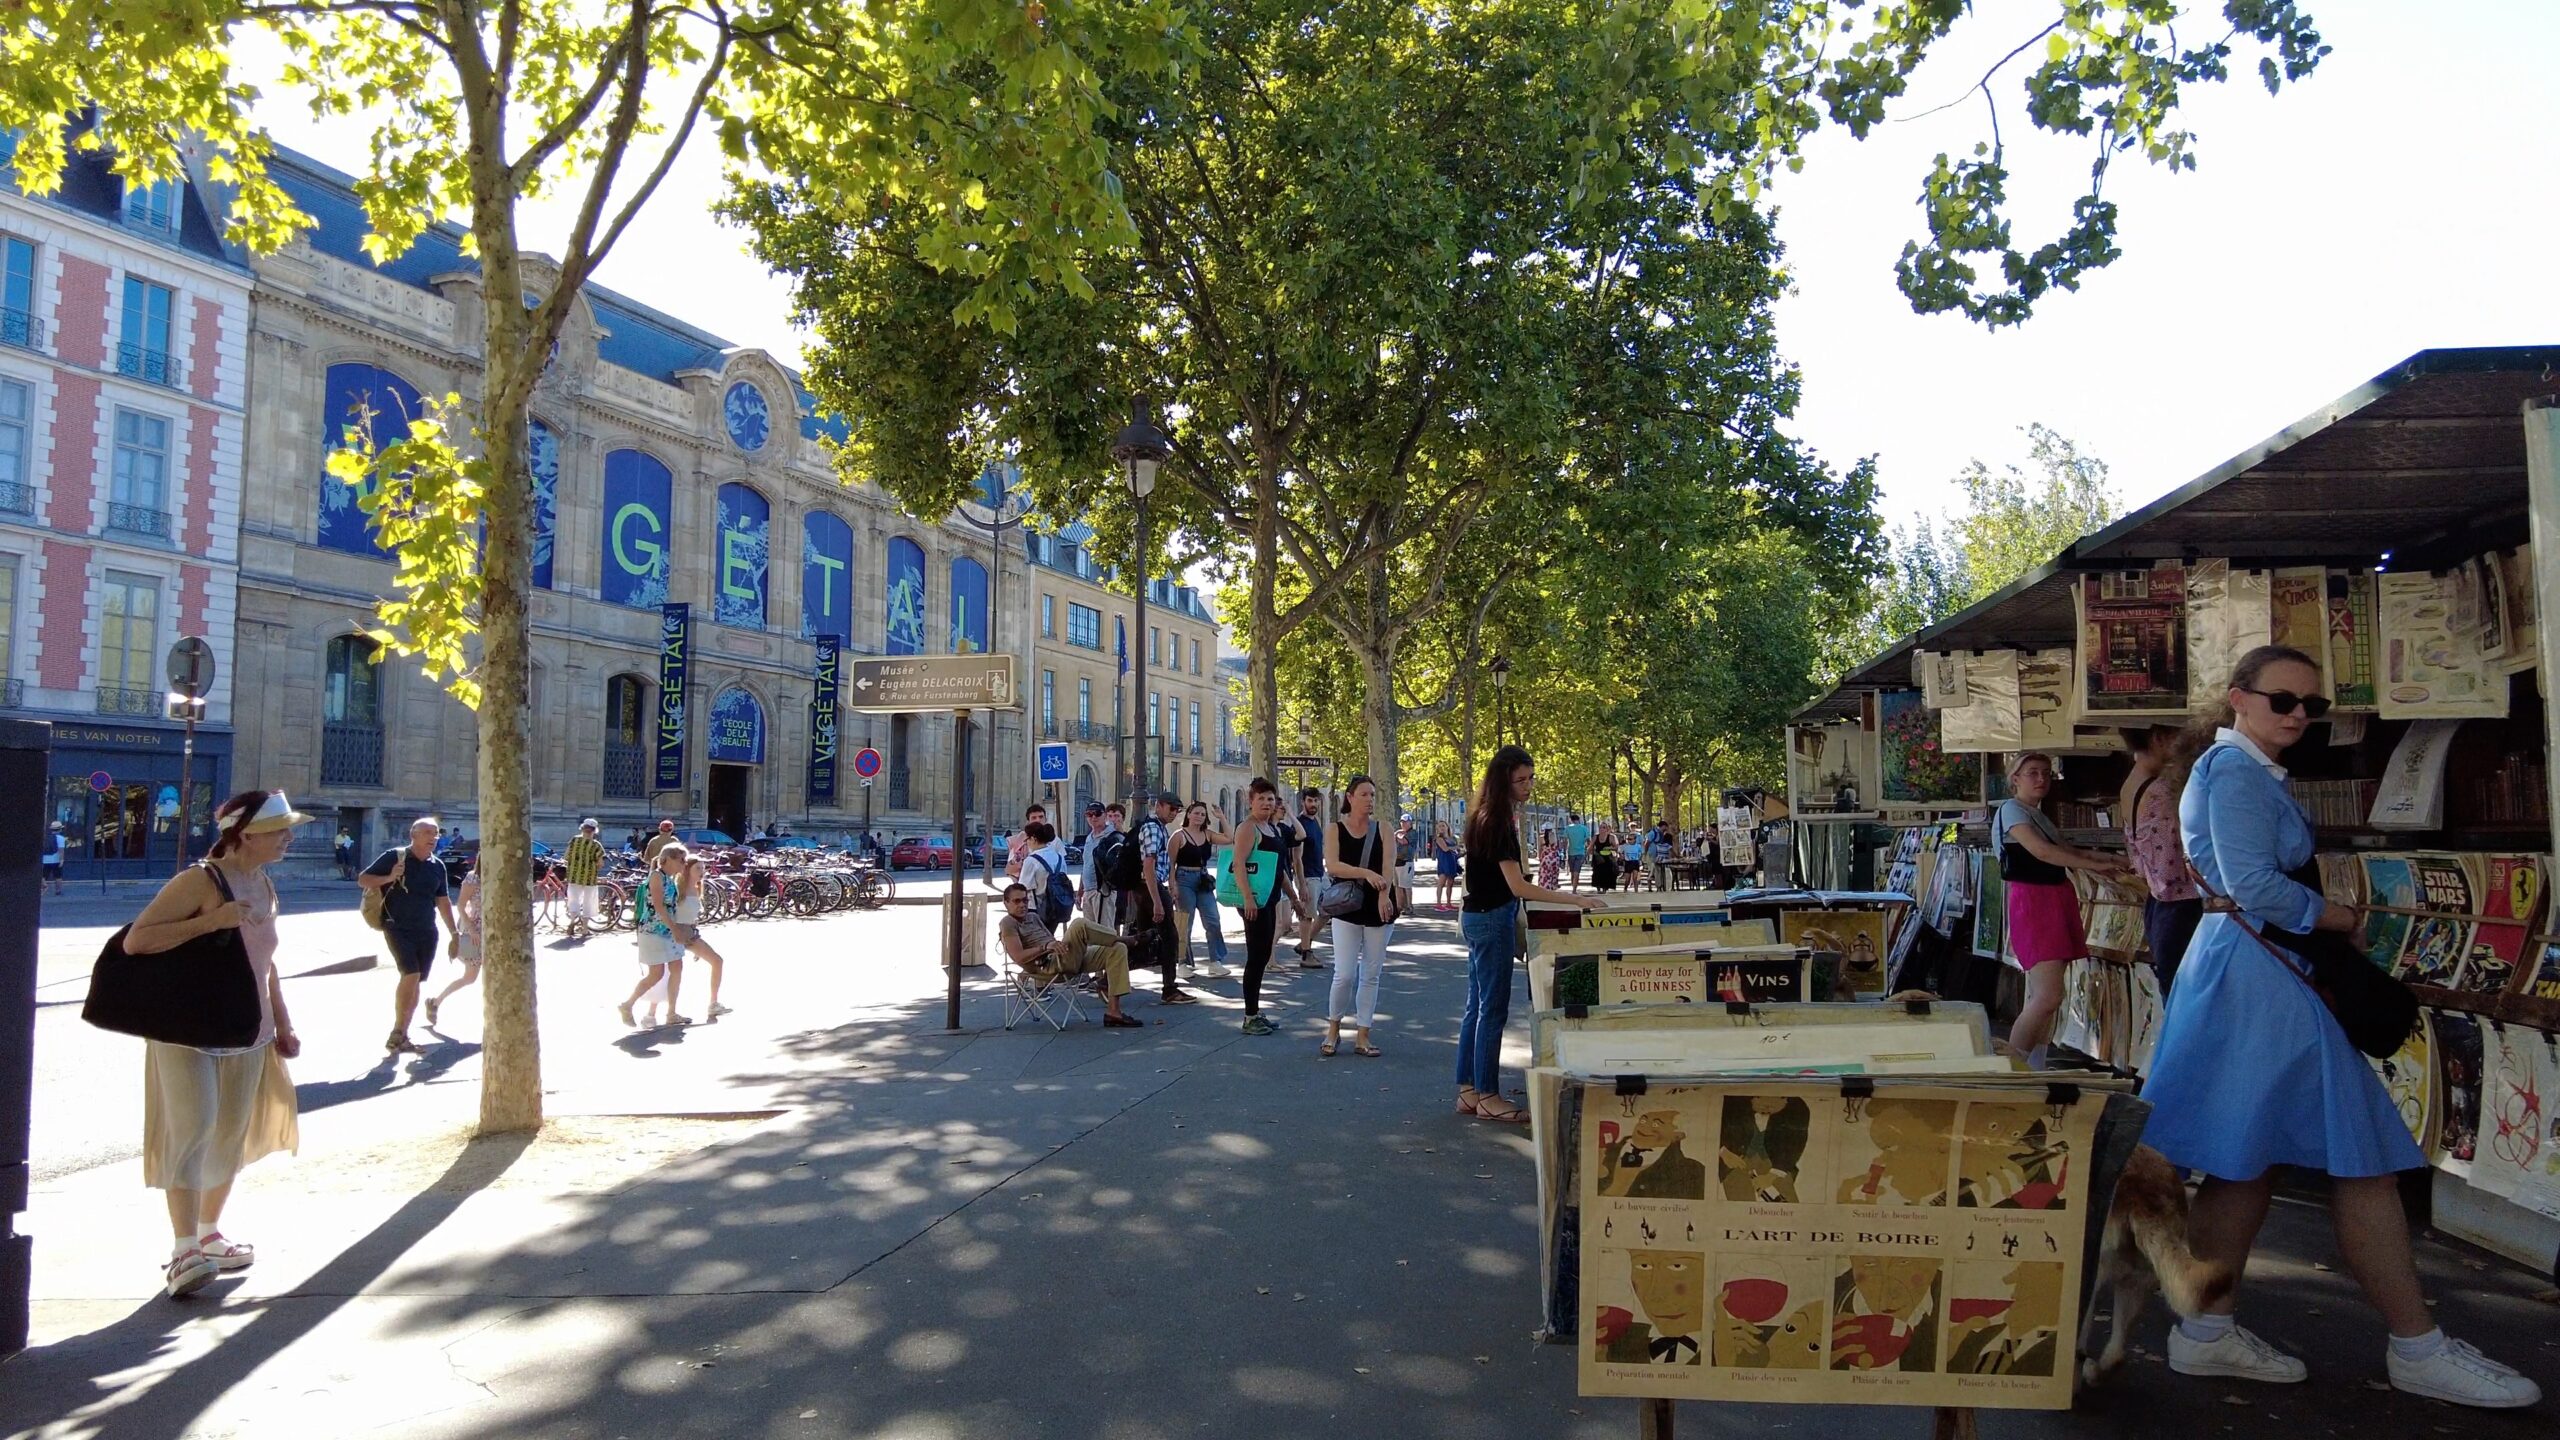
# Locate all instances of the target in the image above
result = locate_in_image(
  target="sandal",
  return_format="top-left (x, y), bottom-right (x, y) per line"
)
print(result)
top-left (1160, 989), bottom-right (1200, 1005)
top-left (386, 1031), bottom-right (421, 1056)
top-left (1354, 1042), bottom-right (1381, 1058)
top-left (199, 1232), bottom-right (256, 1271)
top-left (1456, 1087), bottom-right (1482, 1115)
top-left (1320, 1039), bottom-right (1339, 1058)
top-left (1103, 1012), bottom-right (1143, 1028)
top-left (164, 1247), bottom-right (217, 1300)
top-left (423, 997), bottom-right (441, 1026)
top-left (1473, 1097), bottom-right (1530, 1125)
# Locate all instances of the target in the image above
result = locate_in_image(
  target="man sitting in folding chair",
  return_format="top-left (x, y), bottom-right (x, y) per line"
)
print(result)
top-left (995, 880), bottom-right (1142, 1030)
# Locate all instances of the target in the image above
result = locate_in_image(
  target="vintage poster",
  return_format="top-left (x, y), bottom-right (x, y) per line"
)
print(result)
top-left (2316, 853), bottom-right (2366, 909)
top-left (1880, 691), bottom-right (1983, 804)
top-left (1600, 956), bottom-right (1715, 1005)
top-left (1920, 652), bottom-right (1973, 710)
top-left (2448, 552), bottom-right (2509, 664)
top-left (2268, 567), bottom-right (2333, 697)
top-left (2358, 855), bottom-right (2416, 972)
top-left (2368, 1010), bottom-right (2436, 1158)
top-left (2325, 570), bottom-right (2379, 709)
top-left (2498, 1036), bottom-right (2560, 1221)
top-left (1709, 954), bottom-right (1816, 1006)
top-left (2432, 1012), bottom-right (2483, 1175)
top-left (1782, 911), bottom-right (1891, 997)
top-left (1580, 1081), bottom-right (2099, 1408)
top-left (2367, 719), bottom-right (2461, 831)
top-left (2495, 545), bottom-right (2539, 675)
top-left (1939, 652), bottom-right (2024, 754)
top-left (2524, 940), bottom-right (2560, 1005)
top-left (2456, 855), bottom-right (2541, 995)
top-left (2078, 567), bottom-right (2188, 716)
top-left (2471, 1023), bottom-right (2547, 1205)
top-left (1971, 852), bottom-right (2006, 961)
top-left (2071, 872), bottom-right (2147, 965)
top-left (2016, 648), bottom-right (2077, 749)
top-left (2376, 571), bottom-right (2505, 719)
top-left (2185, 561), bottom-right (2270, 699)
top-left (2228, 567), bottom-right (2273, 658)
top-left (2397, 854), bottom-right (2477, 987)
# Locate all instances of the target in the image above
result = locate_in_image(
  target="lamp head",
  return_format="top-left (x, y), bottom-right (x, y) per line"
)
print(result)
top-left (1108, 396), bottom-right (1172, 499)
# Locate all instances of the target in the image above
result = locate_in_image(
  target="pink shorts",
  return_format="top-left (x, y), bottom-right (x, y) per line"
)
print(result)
top-left (2006, 879), bottom-right (2087, 968)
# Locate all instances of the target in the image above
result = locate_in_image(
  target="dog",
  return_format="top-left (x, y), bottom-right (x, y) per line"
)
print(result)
top-left (2078, 1144), bottom-right (2233, 1385)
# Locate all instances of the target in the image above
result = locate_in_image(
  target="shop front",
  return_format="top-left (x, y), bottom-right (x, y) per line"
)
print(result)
top-left (43, 721), bottom-right (234, 879)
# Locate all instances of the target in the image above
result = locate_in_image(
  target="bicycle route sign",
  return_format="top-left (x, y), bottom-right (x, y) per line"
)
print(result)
top-left (846, 655), bottom-right (1021, 712)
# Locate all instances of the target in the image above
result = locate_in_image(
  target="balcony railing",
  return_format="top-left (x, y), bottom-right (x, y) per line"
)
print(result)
top-left (0, 306), bottom-right (41, 352)
top-left (106, 501), bottom-right (170, 538)
top-left (115, 341), bottom-right (183, 389)
top-left (1041, 717), bottom-right (1060, 738)
top-left (602, 741), bottom-right (646, 799)
top-left (1218, 746), bottom-right (1251, 767)
top-left (0, 679), bottom-right (23, 709)
top-left (321, 721), bottom-right (385, 788)
top-left (0, 479), bottom-right (32, 515)
top-left (96, 683), bottom-right (159, 716)
top-left (1069, 719), bottom-right (1118, 744)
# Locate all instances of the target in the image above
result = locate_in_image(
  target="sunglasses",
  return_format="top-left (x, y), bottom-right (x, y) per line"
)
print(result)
top-left (2241, 687), bottom-right (2332, 719)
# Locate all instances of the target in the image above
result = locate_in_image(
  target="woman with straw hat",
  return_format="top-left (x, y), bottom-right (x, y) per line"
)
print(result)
top-left (120, 789), bottom-right (310, 1298)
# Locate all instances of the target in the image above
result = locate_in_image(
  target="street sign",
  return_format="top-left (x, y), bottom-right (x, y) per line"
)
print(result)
top-left (847, 655), bottom-right (1021, 712)
top-left (1037, 741), bottom-right (1070, 783)
top-left (165, 636), bottom-right (215, 696)
top-left (852, 746), bottom-right (883, 779)
top-left (1273, 753), bottom-right (1329, 771)
top-left (88, 770), bottom-right (113, 793)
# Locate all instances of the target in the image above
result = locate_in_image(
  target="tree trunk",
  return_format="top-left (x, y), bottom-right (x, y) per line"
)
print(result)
top-left (1458, 670), bottom-right (1477, 815)
top-left (1248, 460), bottom-right (1282, 779)
top-left (471, 211), bottom-right (541, 1135)
top-left (1662, 760), bottom-right (1686, 837)
top-left (1354, 637), bottom-right (1398, 824)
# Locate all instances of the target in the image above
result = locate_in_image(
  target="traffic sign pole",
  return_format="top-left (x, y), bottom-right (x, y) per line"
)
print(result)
top-left (947, 707), bottom-right (970, 1031)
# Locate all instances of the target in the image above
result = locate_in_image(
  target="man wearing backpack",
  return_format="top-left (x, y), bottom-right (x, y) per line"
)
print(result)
top-left (1139, 794), bottom-right (1197, 1004)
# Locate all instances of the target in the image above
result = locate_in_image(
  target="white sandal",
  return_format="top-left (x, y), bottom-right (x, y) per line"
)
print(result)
top-left (164, 1247), bottom-right (217, 1299)
top-left (199, 1231), bottom-right (255, 1271)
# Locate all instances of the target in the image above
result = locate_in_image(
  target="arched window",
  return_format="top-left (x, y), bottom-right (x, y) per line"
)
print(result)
top-left (600, 449), bottom-right (674, 608)
top-left (949, 555), bottom-right (988, 654)
top-left (603, 674), bottom-right (650, 799)
top-left (1075, 764), bottom-right (1097, 819)
top-left (317, 362), bottom-right (425, 556)
top-left (714, 482), bottom-right (771, 628)
top-left (324, 635), bottom-right (379, 724)
top-left (885, 537), bottom-right (926, 655)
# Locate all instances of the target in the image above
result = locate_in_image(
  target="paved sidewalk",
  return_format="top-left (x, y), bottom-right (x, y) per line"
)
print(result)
top-left (4, 910), bottom-right (2556, 1439)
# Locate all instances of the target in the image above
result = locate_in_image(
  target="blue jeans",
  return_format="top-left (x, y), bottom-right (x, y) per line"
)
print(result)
top-left (1175, 867), bottom-right (1229, 963)
top-left (1455, 904), bottom-right (1518, 1094)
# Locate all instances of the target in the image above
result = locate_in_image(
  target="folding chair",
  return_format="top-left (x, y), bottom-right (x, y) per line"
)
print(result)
top-left (1003, 951), bottom-right (1086, 1031)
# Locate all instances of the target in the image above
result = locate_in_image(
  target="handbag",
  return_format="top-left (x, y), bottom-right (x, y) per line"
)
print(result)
top-left (1215, 842), bottom-right (1280, 908)
top-left (2186, 860), bottom-right (2417, 1060)
top-left (1317, 821), bottom-right (1380, 919)
top-left (82, 864), bottom-right (264, 1049)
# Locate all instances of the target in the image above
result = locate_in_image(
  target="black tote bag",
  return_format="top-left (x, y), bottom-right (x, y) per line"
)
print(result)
top-left (82, 864), bottom-right (264, 1049)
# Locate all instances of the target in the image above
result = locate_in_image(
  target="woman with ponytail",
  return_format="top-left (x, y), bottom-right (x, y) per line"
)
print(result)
top-left (2141, 646), bottom-right (2538, 1407)
top-left (120, 790), bottom-right (309, 1298)
top-left (1452, 746), bottom-right (1597, 1123)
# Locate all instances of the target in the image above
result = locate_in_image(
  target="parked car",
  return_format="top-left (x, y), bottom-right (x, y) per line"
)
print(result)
top-left (748, 835), bottom-right (823, 853)
top-left (890, 835), bottom-right (955, 870)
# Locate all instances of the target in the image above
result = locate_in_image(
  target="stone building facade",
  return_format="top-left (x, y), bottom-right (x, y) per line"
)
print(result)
top-left (1020, 525), bottom-right (1253, 819)
top-left (1, 132), bottom-right (251, 876)
top-left (233, 148), bottom-right (1030, 854)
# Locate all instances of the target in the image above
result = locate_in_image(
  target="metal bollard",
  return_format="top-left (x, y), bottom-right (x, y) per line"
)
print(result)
top-left (0, 719), bottom-right (53, 1355)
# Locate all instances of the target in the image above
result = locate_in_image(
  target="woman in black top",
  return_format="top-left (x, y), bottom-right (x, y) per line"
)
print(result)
top-left (1454, 746), bottom-right (1597, 1123)
top-left (1321, 775), bottom-right (1397, 1058)
top-left (1227, 778), bottom-right (1294, 1036)
top-left (1171, 802), bottom-right (1233, 980)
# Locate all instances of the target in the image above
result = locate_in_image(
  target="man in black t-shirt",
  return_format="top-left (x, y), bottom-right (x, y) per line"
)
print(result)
top-left (1292, 788), bottom-right (1327, 966)
top-left (360, 816), bottom-right (459, 1055)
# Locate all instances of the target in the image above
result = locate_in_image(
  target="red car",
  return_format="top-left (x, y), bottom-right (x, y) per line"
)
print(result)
top-left (889, 835), bottom-right (955, 871)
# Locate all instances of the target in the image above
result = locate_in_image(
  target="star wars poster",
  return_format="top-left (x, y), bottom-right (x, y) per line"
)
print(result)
top-left (1580, 1081), bottom-right (2100, 1409)
top-left (2395, 854), bottom-right (2477, 987)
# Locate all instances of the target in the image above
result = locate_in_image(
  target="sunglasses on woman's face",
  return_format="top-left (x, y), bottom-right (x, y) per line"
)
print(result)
top-left (2242, 687), bottom-right (2332, 719)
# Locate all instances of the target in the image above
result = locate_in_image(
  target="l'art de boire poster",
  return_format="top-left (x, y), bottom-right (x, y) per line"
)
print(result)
top-left (1579, 1081), bottom-right (2099, 1409)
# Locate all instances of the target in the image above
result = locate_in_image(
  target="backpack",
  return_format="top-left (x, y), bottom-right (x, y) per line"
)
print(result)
top-left (1094, 828), bottom-right (1145, 892)
top-left (1024, 852), bottom-right (1075, 928)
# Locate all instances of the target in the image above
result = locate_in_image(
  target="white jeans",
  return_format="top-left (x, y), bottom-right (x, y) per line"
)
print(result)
top-left (567, 883), bottom-right (599, 921)
top-left (1327, 919), bottom-right (1388, 1028)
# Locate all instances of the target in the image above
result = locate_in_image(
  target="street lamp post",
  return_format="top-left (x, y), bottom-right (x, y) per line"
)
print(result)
top-left (1109, 398), bottom-right (1171, 804)
top-left (1489, 653), bottom-right (1512, 748)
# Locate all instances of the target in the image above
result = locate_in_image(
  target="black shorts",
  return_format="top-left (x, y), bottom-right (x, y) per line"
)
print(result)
top-left (386, 928), bottom-right (439, 979)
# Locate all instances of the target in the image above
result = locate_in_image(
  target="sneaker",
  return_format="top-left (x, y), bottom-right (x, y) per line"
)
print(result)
top-left (2168, 1324), bottom-right (2306, 1384)
top-left (1179, 961), bottom-right (1197, 980)
top-left (164, 1248), bottom-right (217, 1300)
top-left (2387, 1337), bottom-right (2542, 1409)
top-left (1241, 1015), bottom-right (1278, 1036)
top-left (1194, 961), bottom-right (1232, 981)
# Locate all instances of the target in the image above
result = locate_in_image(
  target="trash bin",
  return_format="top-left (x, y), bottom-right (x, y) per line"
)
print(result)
top-left (941, 891), bottom-right (990, 971)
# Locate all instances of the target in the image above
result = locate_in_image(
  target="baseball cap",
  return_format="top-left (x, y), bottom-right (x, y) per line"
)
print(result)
top-left (1084, 801), bottom-right (1105, 815)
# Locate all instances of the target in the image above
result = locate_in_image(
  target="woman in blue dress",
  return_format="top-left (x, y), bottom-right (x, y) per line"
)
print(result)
top-left (2143, 645), bottom-right (2536, 1408)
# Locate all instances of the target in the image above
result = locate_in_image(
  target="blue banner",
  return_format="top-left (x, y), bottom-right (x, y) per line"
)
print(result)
top-left (653, 603), bottom-right (688, 791)
top-left (715, 482), bottom-right (770, 628)
top-left (949, 555), bottom-right (989, 654)
top-left (709, 686), bottom-right (766, 765)
top-left (809, 635), bottom-right (840, 804)
top-left (528, 418), bottom-right (559, 590)
top-left (603, 449), bottom-right (673, 608)
top-left (885, 536), bottom-right (925, 655)
top-left (317, 362), bottom-right (425, 556)
top-left (802, 510), bottom-right (853, 641)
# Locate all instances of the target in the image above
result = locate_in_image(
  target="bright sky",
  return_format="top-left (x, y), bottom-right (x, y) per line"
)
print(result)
top-left (241, 2), bottom-right (2558, 532)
